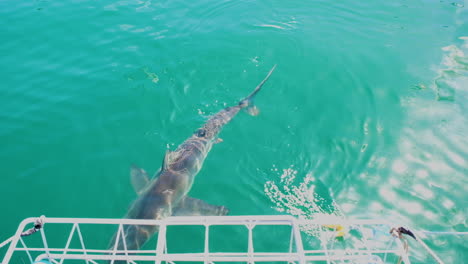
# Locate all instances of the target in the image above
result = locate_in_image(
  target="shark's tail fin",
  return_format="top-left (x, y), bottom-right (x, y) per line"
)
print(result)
top-left (239, 64), bottom-right (277, 116)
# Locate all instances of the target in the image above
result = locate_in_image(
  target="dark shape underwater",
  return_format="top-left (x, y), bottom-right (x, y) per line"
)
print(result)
top-left (109, 65), bottom-right (277, 253)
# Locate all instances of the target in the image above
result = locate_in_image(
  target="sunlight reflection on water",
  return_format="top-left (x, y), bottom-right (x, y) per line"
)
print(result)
top-left (263, 36), bottom-right (468, 262)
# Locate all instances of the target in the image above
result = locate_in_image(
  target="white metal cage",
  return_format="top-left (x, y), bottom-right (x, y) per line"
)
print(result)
top-left (1, 215), bottom-right (419, 264)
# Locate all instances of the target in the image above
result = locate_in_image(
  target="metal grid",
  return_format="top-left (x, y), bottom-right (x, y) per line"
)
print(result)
top-left (1, 215), bottom-right (411, 264)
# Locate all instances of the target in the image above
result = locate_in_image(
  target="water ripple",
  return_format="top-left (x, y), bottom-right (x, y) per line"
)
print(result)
top-left (1, 1), bottom-right (467, 262)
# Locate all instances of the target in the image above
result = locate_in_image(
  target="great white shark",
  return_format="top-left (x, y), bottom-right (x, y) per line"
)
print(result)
top-left (110, 65), bottom-right (277, 253)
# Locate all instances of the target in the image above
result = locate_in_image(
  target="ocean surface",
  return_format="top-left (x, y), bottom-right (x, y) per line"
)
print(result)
top-left (1, 0), bottom-right (467, 263)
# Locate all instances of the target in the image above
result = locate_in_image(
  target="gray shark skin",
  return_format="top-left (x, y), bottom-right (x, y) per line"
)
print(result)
top-left (109, 65), bottom-right (276, 255)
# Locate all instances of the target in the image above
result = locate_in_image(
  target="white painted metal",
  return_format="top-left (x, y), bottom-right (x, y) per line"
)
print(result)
top-left (1, 215), bottom-right (411, 264)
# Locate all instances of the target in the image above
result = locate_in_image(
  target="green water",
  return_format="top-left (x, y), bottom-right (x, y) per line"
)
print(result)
top-left (1, 0), bottom-right (467, 263)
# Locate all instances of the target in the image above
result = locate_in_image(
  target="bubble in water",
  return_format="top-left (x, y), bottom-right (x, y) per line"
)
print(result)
top-left (442, 199), bottom-right (455, 209)
top-left (391, 160), bottom-right (407, 174)
top-left (416, 169), bottom-right (428, 179)
top-left (264, 166), bottom-right (343, 235)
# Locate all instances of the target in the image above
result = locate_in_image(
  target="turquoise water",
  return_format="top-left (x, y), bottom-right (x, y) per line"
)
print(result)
top-left (1, 0), bottom-right (467, 263)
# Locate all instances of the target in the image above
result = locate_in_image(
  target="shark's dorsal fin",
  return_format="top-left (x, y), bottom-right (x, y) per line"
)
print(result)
top-left (161, 149), bottom-right (173, 171)
top-left (130, 165), bottom-right (150, 195)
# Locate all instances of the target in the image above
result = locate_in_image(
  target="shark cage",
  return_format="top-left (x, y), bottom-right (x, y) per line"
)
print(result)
top-left (0, 215), bottom-right (452, 264)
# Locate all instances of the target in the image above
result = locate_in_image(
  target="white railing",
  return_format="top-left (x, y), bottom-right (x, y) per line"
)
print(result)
top-left (1, 215), bottom-right (413, 264)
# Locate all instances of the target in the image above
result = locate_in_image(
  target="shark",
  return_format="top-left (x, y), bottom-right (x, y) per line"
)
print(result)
top-left (109, 65), bottom-right (277, 253)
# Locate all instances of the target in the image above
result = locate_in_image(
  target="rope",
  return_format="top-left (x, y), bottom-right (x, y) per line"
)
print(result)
top-left (390, 227), bottom-right (410, 264)
top-left (0, 216), bottom-right (45, 249)
top-left (391, 226), bottom-right (445, 264)
top-left (413, 231), bottom-right (445, 264)
top-left (421, 231), bottom-right (468, 235)
top-left (20, 216), bottom-right (45, 237)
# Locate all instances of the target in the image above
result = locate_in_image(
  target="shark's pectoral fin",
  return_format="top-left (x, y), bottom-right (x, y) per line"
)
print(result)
top-left (173, 197), bottom-right (229, 216)
top-left (130, 165), bottom-right (150, 195)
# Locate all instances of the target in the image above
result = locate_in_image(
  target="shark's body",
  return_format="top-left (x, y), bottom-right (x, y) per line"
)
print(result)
top-left (110, 65), bottom-right (276, 252)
